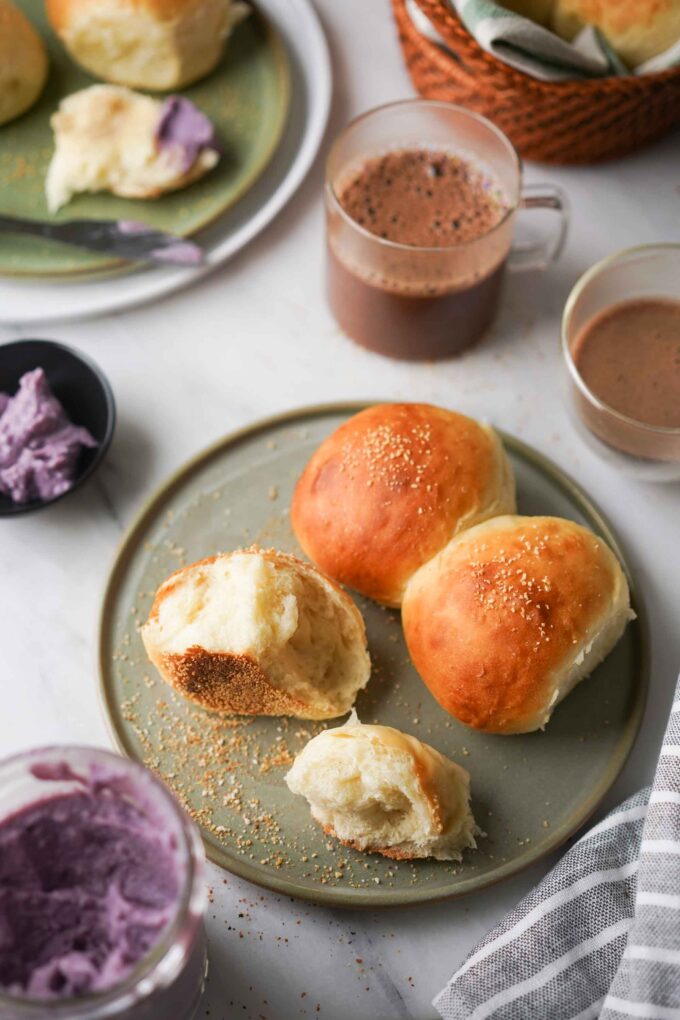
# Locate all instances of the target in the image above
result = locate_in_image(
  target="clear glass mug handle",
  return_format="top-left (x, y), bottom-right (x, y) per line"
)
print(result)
top-left (507, 184), bottom-right (569, 272)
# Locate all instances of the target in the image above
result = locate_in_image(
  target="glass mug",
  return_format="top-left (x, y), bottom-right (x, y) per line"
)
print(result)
top-left (562, 244), bottom-right (680, 483)
top-left (325, 100), bottom-right (568, 361)
top-left (0, 746), bottom-right (208, 1020)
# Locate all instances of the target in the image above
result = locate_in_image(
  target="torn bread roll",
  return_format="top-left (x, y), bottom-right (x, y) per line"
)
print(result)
top-left (286, 713), bottom-right (478, 861)
top-left (46, 0), bottom-right (249, 91)
top-left (46, 85), bottom-right (219, 212)
top-left (291, 403), bottom-right (516, 607)
top-left (141, 548), bottom-right (371, 720)
top-left (402, 515), bottom-right (633, 735)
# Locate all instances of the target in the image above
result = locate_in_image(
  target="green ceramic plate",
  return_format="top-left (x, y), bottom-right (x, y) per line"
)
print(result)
top-left (0, 1), bottom-right (290, 278)
top-left (99, 404), bottom-right (648, 907)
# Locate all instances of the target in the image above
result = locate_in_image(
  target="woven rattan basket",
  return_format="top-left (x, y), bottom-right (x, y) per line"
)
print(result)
top-left (393, 0), bottom-right (680, 163)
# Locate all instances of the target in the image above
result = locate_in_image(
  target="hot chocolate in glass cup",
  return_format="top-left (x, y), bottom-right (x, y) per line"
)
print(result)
top-left (325, 100), bottom-right (568, 361)
top-left (562, 244), bottom-right (680, 483)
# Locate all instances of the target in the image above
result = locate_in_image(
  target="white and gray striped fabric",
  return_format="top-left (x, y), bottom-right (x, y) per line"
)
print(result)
top-left (435, 677), bottom-right (680, 1020)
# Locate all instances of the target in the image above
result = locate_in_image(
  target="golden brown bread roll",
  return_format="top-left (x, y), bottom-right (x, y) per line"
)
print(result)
top-left (551, 0), bottom-right (680, 66)
top-left (46, 0), bottom-right (248, 91)
top-left (291, 404), bottom-right (516, 607)
top-left (402, 515), bottom-right (633, 734)
top-left (285, 712), bottom-right (478, 861)
top-left (0, 1), bottom-right (48, 127)
top-left (141, 548), bottom-right (371, 719)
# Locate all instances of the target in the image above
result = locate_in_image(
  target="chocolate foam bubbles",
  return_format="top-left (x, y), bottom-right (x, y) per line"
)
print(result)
top-left (329, 147), bottom-right (512, 297)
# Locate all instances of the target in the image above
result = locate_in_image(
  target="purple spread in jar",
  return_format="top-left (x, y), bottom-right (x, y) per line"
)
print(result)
top-left (155, 97), bottom-right (219, 174)
top-left (0, 368), bottom-right (97, 504)
top-left (0, 764), bottom-right (182, 1000)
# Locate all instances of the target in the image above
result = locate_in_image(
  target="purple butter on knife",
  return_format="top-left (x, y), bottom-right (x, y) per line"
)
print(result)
top-left (116, 221), bottom-right (204, 265)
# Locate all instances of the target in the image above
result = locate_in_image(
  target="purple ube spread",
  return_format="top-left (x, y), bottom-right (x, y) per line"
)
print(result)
top-left (155, 96), bottom-right (219, 174)
top-left (0, 764), bottom-right (181, 1000)
top-left (0, 368), bottom-right (97, 504)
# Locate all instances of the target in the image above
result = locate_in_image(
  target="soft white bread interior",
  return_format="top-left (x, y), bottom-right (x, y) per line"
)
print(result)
top-left (286, 713), bottom-right (478, 861)
top-left (402, 515), bottom-right (634, 734)
top-left (46, 85), bottom-right (218, 212)
top-left (46, 0), bottom-right (249, 91)
top-left (0, 1), bottom-right (48, 127)
top-left (141, 548), bottom-right (371, 719)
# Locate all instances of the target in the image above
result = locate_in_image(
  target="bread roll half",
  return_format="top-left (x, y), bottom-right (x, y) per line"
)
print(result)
top-left (47, 0), bottom-right (249, 91)
top-left (402, 516), bottom-right (633, 734)
top-left (286, 713), bottom-right (478, 861)
top-left (46, 85), bottom-right (219, 212)
top-left (141, 548), bottom-right (371, 719)
top-left (292, 403), bottom-right (516, 607)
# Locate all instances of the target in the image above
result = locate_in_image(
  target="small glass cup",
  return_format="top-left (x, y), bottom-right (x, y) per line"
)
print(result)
top-left (562, 244), bottom-right (680, 483)
top-left (0, 747), bottom-right (207, 1020)
top-left (325, 99), bottom-right (568, 361)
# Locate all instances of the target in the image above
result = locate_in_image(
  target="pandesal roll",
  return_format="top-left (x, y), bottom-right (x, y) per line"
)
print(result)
top-left (402, 515), bottom-right (633, 735)
top-left (552, 0), bottom-right (680, 66)
top-left (291, 403), bottom-right (516, 607)
top-left (0, 1), bottom-right (48, 127)
top-left (46, 0), bottom-right (249, 91)
top-left (141, 547), bottom-right (371, 720)
top-left (286, 712), bottom-right (478, 861)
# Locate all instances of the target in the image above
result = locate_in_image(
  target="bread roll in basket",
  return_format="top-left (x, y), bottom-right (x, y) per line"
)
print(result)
top-left (393, 0), bottom-right (680, 162)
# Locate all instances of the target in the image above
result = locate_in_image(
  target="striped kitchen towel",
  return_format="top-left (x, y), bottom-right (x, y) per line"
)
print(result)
top-left (435, 676), bottom-right (680, 1020)
top-left (406, 0), bottom-right (680, 81)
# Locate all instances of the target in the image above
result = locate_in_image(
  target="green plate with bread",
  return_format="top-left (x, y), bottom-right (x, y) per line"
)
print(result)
top-left (0, 0), bottom-right (290, 278)
top-left (99, 403), bottom-right (648, 907)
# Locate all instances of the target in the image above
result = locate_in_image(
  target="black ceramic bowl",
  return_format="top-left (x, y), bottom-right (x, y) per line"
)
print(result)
top-left (0, 339), bottom-right (116, 516)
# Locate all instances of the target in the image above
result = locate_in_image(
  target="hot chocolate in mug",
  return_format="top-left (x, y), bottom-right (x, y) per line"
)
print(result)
top-left (326, 100), bottom-right (568, 361)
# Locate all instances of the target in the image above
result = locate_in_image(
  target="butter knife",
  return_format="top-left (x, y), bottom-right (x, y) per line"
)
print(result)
top-left (0, 214), bottom-right (205, 267)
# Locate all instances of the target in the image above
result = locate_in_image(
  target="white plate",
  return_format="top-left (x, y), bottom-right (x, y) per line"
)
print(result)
top-left (0, 0), bottom-right (331, 325)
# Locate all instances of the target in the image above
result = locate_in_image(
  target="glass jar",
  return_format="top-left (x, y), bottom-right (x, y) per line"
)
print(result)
top-left (0, 746), bottom-right (207, 1020)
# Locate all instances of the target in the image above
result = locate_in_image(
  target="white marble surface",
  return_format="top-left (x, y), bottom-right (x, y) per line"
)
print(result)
top-left (1, 2), bottom-right (679, 1018)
